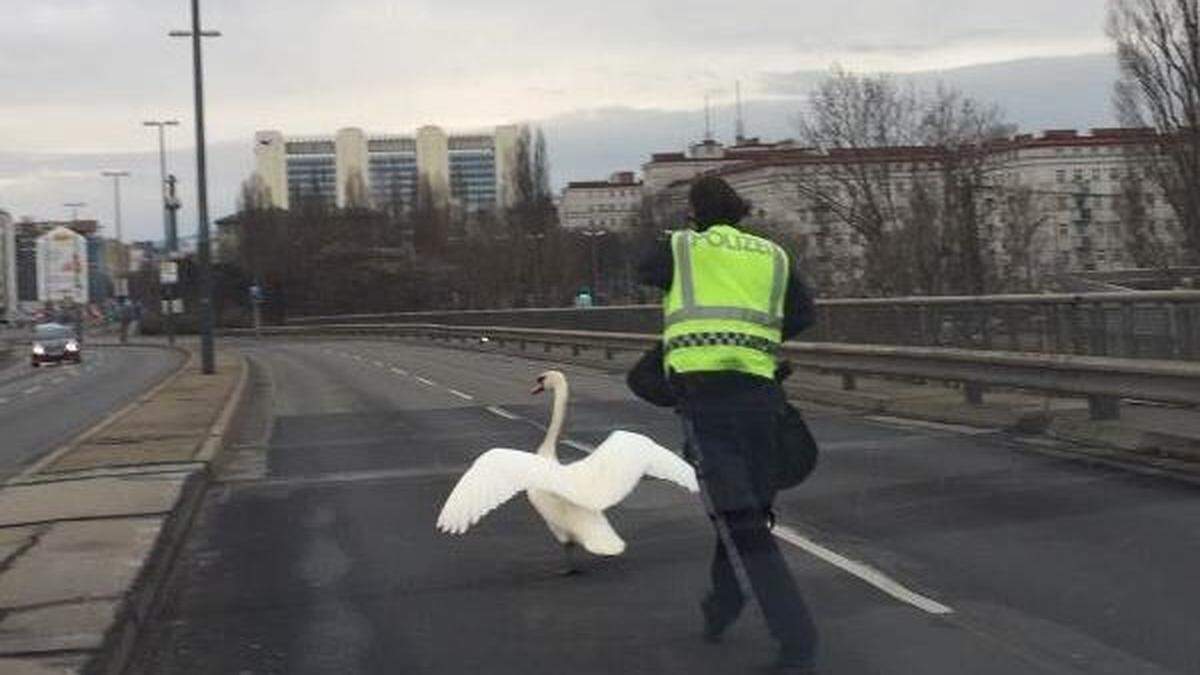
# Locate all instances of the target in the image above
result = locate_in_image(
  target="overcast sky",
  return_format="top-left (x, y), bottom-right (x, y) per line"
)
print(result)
top-left (1, 0), bottom-right (1114, 240)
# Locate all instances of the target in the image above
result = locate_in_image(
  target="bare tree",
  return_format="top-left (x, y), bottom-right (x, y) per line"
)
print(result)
top-left (1109, 0), bottom-right (1200, 262)
top-left (1117, 174), bottom-right (1177, 268)
top-left (797, 70), bottom-right (1012, 295)
top-left (343, 169), bottom-right (370, 211)
top-left (413, 175), bottom-right (447, 256)
top-left (796, 69), bottom-right (917, 293)
top-left (996, 186), bottom-right (1047, 291)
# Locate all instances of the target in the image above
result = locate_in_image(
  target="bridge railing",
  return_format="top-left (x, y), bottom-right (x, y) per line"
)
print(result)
top-left (284, 290), bottom-right (1200, 362)
top-left (227, 322), bottom-right (1200, 421)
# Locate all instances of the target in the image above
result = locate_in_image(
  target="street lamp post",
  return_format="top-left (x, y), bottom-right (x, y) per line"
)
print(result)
top-left (100, 171), bottom-right (131, 305)
top-left (100, 171), bottom-right (130, 242)
top-left (62, 202), bottom-right (87, 222)
top-left (579, 228), bottom-right (607, 304)
top-left (171, 0), bottom-right (221, 375)
top-left (144, 119), bottom-right (180, 346)
top-left (143, 120), bottom-right (180, 251)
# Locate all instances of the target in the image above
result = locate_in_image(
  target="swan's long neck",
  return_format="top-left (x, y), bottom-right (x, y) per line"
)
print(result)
top-left (538, 380), bottom-right (569, 460)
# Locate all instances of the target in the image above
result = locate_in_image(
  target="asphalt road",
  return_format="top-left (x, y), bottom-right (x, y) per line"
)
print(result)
top-left (0, 341), bottom-right (184, 482)
top-left (132, 339), bottom-right (1200, 674)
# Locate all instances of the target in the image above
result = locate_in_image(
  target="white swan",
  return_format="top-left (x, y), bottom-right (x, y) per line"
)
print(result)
top-left (436, 370), bottom-right (698, 570)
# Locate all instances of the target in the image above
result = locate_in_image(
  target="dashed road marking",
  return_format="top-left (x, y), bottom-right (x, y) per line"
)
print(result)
top-left (415, 376), bottom-right (437, 386)
top-left (448, 389), bottom-right (474, 401)
top-left (50, 377), bottom-right (65, 385)
top-left (372, 360), bottom-right (386, 368)
top-left (390, 367), bottom-right (409, 376)
top-left (0, 397), bottom-right (9, 405)
top-left (485, 406), bottom-right (520, 420)
top-left (22, 386), bottom-right (41, 395)
top-left (772, 524), bottom-right (954, 616)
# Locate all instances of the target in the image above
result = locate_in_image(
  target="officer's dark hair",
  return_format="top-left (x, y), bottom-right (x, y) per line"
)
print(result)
top-left (689, 176), bottom-right (749, 229)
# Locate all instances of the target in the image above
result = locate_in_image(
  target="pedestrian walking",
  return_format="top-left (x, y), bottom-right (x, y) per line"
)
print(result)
top-left (636, 176), bottom-right (820, 673)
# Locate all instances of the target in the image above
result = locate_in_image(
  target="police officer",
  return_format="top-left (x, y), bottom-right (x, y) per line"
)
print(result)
top-left (638, 176), bottom-right (818, 673)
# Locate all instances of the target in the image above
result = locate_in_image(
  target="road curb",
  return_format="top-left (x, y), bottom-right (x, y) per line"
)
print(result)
top-left (84, 352), bottom-right (250, 675)
top-left (86, 468), bottom-right (210, 675)
top-left (7, 344), bottom-right (192, 485)
top-left (195, 353), bottom-right (252, 465)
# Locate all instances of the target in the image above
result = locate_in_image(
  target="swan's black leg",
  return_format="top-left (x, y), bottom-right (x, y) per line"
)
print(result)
top-left (561, 542), bottom-right (582, 576)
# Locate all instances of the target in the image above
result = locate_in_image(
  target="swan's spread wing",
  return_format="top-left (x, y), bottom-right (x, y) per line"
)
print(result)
top-left (436, 449), bottom-right (567, 534)
top-left (561, 431), bottom-right (699, 511)
top-left (609, 431), bottom-right (700, 493)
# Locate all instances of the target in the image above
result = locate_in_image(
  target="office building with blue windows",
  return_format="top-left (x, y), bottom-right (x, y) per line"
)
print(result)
top-left (254, 125), bottom-right (520, 213)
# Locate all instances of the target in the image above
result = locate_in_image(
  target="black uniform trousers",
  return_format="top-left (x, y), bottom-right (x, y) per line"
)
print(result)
top-left (677, 374), bottom-right (818, 664)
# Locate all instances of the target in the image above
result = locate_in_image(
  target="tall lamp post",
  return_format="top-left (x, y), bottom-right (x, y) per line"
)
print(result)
top-left (100, 171), bottom-right (131, 303)
top-left (62, 202), bottom-right (87, 222)
top-left (143, 120), bottom-right (180, 251)
top-left (171, 0), bottom-right (220, 375)
top-left (144, 119), bottom-right (181, 346)
top-left (579, 228), bottom-right (607, 304)
top-left (100, 171), bottom-right (130, 243)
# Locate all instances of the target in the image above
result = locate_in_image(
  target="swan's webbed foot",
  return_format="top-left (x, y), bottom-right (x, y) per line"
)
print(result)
top-left (561, 542), bottom-right (582, 576)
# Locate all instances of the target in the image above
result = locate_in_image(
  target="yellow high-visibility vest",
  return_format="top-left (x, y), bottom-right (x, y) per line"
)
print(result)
top-left (663, 224), bottom-right (788, 379)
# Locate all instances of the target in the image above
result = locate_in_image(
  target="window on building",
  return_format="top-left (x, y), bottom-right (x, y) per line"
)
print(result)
top-left (1074, 169), bottom-right (1084, 182)
top-left (1056, 170), bottom-right (1066, 183)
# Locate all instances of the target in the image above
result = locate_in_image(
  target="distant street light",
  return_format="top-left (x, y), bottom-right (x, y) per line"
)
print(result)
top-left (62, 202), bottom-right (86, 222)
top-left (171, 0), bottom-right (221, 375)
top-left (579, 228), bottom-right (608, 302)
top-left (100, 171), bottom-right (130, 242)
top-left (145, 120), bottom-right (181, 347)
top-left (143, 119), bottom-right (181, 251)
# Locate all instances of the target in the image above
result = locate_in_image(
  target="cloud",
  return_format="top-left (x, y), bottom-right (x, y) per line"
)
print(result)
top-left (0, 4), bottom-right (1121, 239)
top-left (1, 1), bottom-right (1112, 153)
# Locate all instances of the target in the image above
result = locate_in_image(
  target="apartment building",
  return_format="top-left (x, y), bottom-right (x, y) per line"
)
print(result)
top-left (559, 172), bottom-right (643, 230)
top-left (643, 128), bottom-right (1175, 284)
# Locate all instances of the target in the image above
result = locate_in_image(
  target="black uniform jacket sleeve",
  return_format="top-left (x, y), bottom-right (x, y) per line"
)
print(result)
top-left (636, 237), bottom-right (817, 340)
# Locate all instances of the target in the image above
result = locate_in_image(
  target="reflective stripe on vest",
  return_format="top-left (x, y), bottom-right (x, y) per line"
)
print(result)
top-left (663, 225), bottom-right (789, 378)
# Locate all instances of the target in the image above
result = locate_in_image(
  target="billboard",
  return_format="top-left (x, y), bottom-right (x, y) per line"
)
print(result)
top-left (36, 226), bottom-right (89, 304)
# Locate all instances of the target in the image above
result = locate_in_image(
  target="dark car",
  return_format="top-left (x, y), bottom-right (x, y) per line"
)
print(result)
top-left (31, 323), bottom-right (82, 367)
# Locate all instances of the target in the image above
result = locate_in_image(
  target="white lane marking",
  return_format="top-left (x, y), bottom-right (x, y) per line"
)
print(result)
top-left (390, 367), bottom-right (409, 376)
top-left (0, 397), bottom-right (9, 405)
top-left (448, 389), bottom-right (475, 401)
top-left (372, 360), bottom-right (386, 368)
top-left (415, 376), bottom-right (437, 386)
top-left (22, 386), bottom-right (41, 395)
top-left (561, 439), bottom-right (595, 453)
top-left (50, 377), bottom-right (65, 385)
top-left (485, 406), bottom-right (520, 420)
top-left (864, 415), bottom-right (996, 436)
top-left (772, 524), bottom-right (954, 615)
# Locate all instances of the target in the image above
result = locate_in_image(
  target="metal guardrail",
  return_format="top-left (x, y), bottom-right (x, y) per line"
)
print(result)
top-left (227, 322), bottom-right (1200, 421)
top-left (285, 291), bottom-right (1200, 362)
